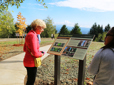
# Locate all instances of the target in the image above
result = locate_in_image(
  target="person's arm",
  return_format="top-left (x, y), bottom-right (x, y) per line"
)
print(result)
top-left (29, 34), bottom-right (42, 58)
top-left (88, 49), bottom-right (102, 75)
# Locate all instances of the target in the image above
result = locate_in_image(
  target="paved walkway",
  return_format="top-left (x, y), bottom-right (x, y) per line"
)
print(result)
top-left (0, 45), bottom-right (51, 85)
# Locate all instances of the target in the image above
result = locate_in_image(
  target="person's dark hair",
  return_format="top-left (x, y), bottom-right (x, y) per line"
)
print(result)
top-left (101, 27), bottom-right (114, 50)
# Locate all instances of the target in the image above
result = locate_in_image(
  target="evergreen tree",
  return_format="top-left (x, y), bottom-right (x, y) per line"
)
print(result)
top-left (104, 24), bottom-right (111, 32)
top-left (70, 23), bottom-right (82, 35)
top-left (59, 25), bottom-right (69, 35)
top-left (97, 25), bottom-right (101, 33)
top-left (89, 23), bottom-right (98, 40)
top-left (98, 25), bottom-right (103, 34)
top-left (89, 23), bottom-right (97, 34)
top-left (100, 25), bottom-right (103, 34)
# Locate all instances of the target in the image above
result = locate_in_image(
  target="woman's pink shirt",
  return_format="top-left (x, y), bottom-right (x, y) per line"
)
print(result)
top-left (23, 30), bottom-right (42, 67)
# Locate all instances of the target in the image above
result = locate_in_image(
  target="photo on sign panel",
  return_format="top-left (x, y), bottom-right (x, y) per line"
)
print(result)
top-left (53, 42), bottom-right (65, 47)
top-left (62, 47), bottom-right (77, 57)
top-left (77, 40), bottom-right (90, 47)
top-left (50, 47), bottom-right (62, 52)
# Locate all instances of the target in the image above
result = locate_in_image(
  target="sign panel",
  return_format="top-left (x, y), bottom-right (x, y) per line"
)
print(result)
top-left (47, 35), bottom-right (94, 60)
top-left (61, 37), bottom-right (92, 60)
top-left (47, 37), bottom-right (70, 56)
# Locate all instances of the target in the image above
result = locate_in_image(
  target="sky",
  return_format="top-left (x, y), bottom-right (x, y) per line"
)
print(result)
top-left (8, 0), bottom-right (114, 29)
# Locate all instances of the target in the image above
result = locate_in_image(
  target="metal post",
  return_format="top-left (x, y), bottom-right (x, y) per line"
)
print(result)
top-left (54, 55), bottom-right (61, 85)
top-left (78, 55), bottom-right (86, 85)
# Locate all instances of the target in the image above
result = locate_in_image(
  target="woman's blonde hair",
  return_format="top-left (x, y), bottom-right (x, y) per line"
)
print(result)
top-left (31, 19), bottom-right (46, 30)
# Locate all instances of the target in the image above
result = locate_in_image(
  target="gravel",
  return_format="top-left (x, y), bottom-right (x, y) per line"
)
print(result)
top-left (36, 54), bottom-right (94, 85)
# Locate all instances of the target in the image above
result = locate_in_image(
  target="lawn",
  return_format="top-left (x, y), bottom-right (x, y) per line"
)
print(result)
top-left (0, 38), bottom-right (54, 61)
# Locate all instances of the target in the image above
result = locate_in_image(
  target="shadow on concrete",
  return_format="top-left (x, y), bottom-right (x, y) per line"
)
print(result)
top-left (0, 61), bottom-right (23, 63)
top-left (8, 51), bottom-right (23, 53)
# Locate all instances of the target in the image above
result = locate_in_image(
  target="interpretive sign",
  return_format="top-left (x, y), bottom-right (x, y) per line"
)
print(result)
top-left (47, 34), bottom-right (94, 60)
top-left (47, 34), bottom-right (94, 85)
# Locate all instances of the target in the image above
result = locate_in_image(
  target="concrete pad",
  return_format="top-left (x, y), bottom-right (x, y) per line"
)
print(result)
top-left (0, 45), bottom-right (51, 85)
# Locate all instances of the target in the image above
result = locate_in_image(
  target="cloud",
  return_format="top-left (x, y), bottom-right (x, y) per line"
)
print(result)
top-left (49, 0), bottom-right (114, 12)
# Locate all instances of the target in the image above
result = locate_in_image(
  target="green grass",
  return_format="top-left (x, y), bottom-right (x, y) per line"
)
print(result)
top-left (40, 40), bottom-right (54, 45)
top-left (0, 38), bottom-right (54, 46)
top-left (54, 34), bottom-right (59, 38)
top-left (0, 38), bottom-right (25, 45)
top-left (0, 41), bottom-right (21, 45)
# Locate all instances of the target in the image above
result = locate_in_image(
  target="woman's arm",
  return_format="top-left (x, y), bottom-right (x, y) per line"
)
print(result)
top-left (88, 49), bottom-right (102, 75)
top-left (29, 34), bottom-right (42, 58)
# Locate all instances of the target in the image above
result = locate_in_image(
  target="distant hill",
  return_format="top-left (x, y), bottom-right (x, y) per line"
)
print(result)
top-left (56, 25), bottom-right (90, 34)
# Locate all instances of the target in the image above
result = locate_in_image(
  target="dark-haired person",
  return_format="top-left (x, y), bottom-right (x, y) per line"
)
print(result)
top-left (23, 19), bottom-right (46, 85)
top-left (88, 27), bottom-right (114, 85)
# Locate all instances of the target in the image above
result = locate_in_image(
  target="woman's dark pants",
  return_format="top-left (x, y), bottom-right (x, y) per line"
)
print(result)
top-left (25, 67), bottom-right (37, 85)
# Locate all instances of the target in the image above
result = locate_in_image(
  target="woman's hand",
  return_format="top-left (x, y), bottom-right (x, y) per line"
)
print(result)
top-left (40, 51), bottom-right (45, 57)
top-left (40, 53), bottom-right (43, 57)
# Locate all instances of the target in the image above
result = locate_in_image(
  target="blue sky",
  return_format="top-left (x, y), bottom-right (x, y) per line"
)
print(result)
top-left (8, 0), bottom-right (114, 29)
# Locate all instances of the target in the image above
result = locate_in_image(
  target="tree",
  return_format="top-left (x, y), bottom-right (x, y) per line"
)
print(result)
top-left (100, 25), bottom-right (103, 34)
top-left (59, 25), bottom-right (70, 35)
top-left (10, 22), bottom-right (21, 38)
top-left (0, 0), bottom-right (47, 12)
top-left (0, 10), bottom-right (15, 38)
top-left (0, 0), bottom-right (24, 12)
top-left (16, 12), bottom-right (27, 44)
top-left (26, 25), bottom-right (32, 33)
top-left (70, 23), bottom-right (82, 35)
top-left (102, 32), bottom-right (107, 41)
top-left (16, 12), bottom-right (27, 36)
top-left (95, 32), bottom-right (107, 42)
top-left (95, 33), bottom-right (103, 42)
top-left (104, 24), bottom-right (111, 32)
top-left (55, 29), bottom-right (58, 34)
top-left (41, 17), bottom-right (56, 38)
top-left (15, 22), bottom-right (21, 31)
top-left (98, 25), bottom-right (103, 34)
top-left (0, 0), bottom-right (47, 38)
top-left (89, 23), bottom-right (98, 40)
top-left (89, 23), bottom-right (97, 34)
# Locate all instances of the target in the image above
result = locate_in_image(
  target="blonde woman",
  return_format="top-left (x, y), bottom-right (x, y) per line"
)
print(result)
top-left (23, 19), bottom-right (46, 85)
